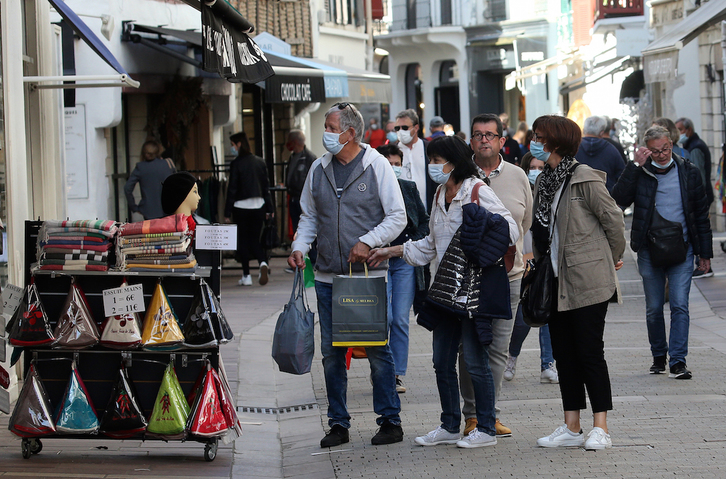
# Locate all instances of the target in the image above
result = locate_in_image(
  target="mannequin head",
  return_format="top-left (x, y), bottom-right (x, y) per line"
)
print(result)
top-left (161, 172), bottom-right (199, 216)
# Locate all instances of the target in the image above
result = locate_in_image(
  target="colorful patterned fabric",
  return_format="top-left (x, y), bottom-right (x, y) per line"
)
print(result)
top-left (41, 252), bottom-right (108, 261)
top-left (126, 259), bottom-right (197, 271)
top-left (119, 214), bottom-right (189, 236)
top-left (39, 264), bottom-right (108, 271)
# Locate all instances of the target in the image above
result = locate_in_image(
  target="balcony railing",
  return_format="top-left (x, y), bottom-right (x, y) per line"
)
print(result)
top-left (596, 0), bottom-right (643, 20)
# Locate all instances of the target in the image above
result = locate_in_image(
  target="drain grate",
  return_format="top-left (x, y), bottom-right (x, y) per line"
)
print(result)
top-left (237, 403), bottom-right (319, 414)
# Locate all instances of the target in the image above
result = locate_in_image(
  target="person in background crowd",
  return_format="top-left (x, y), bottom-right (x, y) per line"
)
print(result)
top-left (612, 125), bottom-right (712, 380)
top-left (503, 152), bottom-right (558, 385)
top-left (288, 102), bottom-right (407, 448)
top-left (498, 113), bottom-right (521, 165)
top-left (225, 131), bottom-right (274, 287)
top-left (427, 116), bottom-right (447, 141)
top-left (364, 117), bottom-right (387, 148)
top-left (385, 120), bottom-right (398, 145)
top-left (460, 113), bottom-right (533, 438)
top-left (531, 115), bottom-right (625, 451)
top-left (652, 118), bottom-right (690, 161)
top-left (368, 135), bottom-right (518, 449)
top-left (600, 117), bottom-right (628, 165)
top-left (513, 121), bottom-right (529, 157)
top-left (376, 143), bottom-right (430, 394)
top-left (675, 116), bottom-right (714, 278)
top-left (285, 130), bottom-right (316, 234)
top-left (395, 109), bottom-right (437, 212)
top-left (124, 139), bottom-right (176, 220)
top-left (455, 131), bottom-right (467, 142)
top-left (575, 116), bottom-right (625, 192)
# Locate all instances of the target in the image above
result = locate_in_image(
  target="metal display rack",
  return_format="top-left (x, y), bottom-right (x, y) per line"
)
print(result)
top-left (14, 221), bottom-right (225, 461)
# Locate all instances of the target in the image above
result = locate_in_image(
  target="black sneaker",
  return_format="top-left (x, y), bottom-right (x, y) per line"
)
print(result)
top-left (320, 425), bottom-right (349, 447)
top-left (669, 361), bottom-right (692, 380)
top-left (371, 422), bottom-right (404, 445)
top-left (649, 355), bottom-right (667, 374)
top-left (692, 267), bottom-right (714, 278)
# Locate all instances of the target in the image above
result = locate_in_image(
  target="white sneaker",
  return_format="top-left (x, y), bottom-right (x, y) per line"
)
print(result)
top-left (503, 355), bottom-right (517, 381)
top-left (238, 275), bottom-right (253, 286)
top-left (536, 425), bottom-right (584, 448)
top-left (258, 262), bottom-right (269, 285)
top-left (414, 426), bottom-right (460, 446)
top-left (585, 427), bottom-right (612, 450)
top-left (540, 362), bottom-right (559, 384)
top-left (456, 428), bottom-right (497, 448)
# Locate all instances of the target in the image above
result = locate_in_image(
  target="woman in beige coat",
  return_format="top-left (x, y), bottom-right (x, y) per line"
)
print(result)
top-left (529, 115), bottom-right (625, 451)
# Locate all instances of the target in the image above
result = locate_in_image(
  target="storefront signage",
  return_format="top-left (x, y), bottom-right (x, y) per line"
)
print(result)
top-left (516, 38), bottom-right (548, 68)
top-left (102, 283), bottom-right (145, 317)
top-left (196, 225), bottom-right (238, 250)
top-left (65, 105), bottom-right (89, 199)
top-left (644, 50), bottom-right (678, 83)
top-left (201, 5), bottom-right (274, 83)
top-left (2, 284), bottom-right (24, 321)
top-left (651, 0), bottom-right (684, 27)
top-left (265, 75), bottom-right (326, 103)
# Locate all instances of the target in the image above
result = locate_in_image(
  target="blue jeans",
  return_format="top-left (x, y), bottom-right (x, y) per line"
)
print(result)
top-left (387, 257), bottom-right (415, 376)
top-left (509, 304), bottom-right (555, 370)
top-left (315, 281), bottom-right (401, 428)
top-left (432, 315), bottom-right (496, 436)
top-left (637, 246), bottom-right (694, 367)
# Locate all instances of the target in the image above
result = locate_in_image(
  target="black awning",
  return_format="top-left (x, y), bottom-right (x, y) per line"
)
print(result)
top-left (619, 70), bottom-right (644, 102)
top-left (262, 51), bottom-right (326, 103)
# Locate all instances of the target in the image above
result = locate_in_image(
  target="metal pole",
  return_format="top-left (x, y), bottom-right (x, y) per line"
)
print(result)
top-left (365, 0), bottom-right (374, 71)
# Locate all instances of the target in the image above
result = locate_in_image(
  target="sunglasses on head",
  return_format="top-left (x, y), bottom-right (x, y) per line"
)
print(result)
top-left (394, 125), bottom-right (415, 131)
top-left (333, 102), bottom-right (352, 111)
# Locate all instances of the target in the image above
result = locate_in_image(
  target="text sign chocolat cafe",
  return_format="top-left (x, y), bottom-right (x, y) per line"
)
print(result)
top-left (265, 75), bottom-right (325, 103)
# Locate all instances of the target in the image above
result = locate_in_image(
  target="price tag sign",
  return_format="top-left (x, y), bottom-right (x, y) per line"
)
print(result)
top-left (195, 225), bottom-right (237, 250)
top-left (2, 284), bottom-right (24, 319)
top-left (102, 284), bottom-right (145, 317)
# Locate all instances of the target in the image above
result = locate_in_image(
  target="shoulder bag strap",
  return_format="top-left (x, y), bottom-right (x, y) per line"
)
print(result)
top-left (547, 163), bottom-right (579, 249)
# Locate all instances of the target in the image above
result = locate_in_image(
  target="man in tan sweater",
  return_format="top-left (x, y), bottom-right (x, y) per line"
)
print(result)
top-left (458, 113), bottom-right (533, 438)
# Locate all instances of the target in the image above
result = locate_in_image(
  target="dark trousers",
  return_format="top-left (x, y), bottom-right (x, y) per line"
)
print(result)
top-left (548, 297), bottom-right (613, 413)
top-left (289, 196), bottom-right (302, 233)
top-left (232, 207), bottom-right (266, 275)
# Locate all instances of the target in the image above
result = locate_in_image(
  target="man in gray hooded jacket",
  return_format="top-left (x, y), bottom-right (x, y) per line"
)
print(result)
top-left (288, 102), bottom-right (407, 448)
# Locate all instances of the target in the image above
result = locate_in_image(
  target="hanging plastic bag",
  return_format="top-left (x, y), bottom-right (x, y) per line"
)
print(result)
top-left (9, 281), bottom-right (54, 347)
top-left (100, 280), bottom-right (143, 350)
top-left (8, 363), bottom-right (56, 437)
top-left (272, 268), bottom-right (315, 374)
top-left (55, 361), bottom-right (100, 434)
top-left (304, 255), bottom-right (315, 288)
top-left (99, 364), bottom-right (147, 438)
top-left (200, 279), bottom-right (233, 344)
top-left (187, 362), bottom-right (228, 438)
top-left (146, 363), bottom-right (190, 439)
top-left (141, 282), bottom-right (184, 349)
top-left (182, 284), bottom-right (218, 349)
top-left (53, 280), bottom-right (100, 349)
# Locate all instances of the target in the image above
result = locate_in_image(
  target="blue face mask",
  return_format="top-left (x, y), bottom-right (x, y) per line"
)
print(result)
top-left (529, 140), bottom-right (551, 162)
top-left (230, 145), bottom-right (238, 156)
top-left (678, 133), bottom-right (687, 144)
top-left (428, 162), bottom-right (452, 185)
top-left (323, 131), bottom-right (349, 155)
top-left (386, 131), bottom-right (398, 143)
top-left (652, 158), bottom-right (674, 169)
top-left (392, 166), bottom-right (402, 178)
top-left (528, 169), bottom-right (542, 185)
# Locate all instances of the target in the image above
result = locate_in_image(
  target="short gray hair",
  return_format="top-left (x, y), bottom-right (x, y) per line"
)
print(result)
top-left (643, 125), bottom-right (672, 145)
top-left (675, 117), bottom-right (694, 131)
top-left (583, 116), bottom-right (608, 136)
top-left (288, 129), bottom-right (305, 144)
top-left (395, 108), bottom-right (419, 126)
top-left (325, 103), bottom-right (365, 143)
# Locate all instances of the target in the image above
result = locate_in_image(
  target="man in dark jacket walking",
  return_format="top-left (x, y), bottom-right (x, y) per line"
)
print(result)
top-left (285, 130), bottom-right (316, 234)
top-left (576, 116), bottom-right (625, 192)
top-left (612, 126), bottom-right (712, 380)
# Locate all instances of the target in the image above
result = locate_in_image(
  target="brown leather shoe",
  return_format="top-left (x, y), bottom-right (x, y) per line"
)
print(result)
top-left (464, 418), bottom-right (478, 435)
top-left (496, 418), bottom-right (512, 437)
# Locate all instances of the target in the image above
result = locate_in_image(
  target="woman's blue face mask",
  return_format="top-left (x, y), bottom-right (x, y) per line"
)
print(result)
top-left (529, 140), bottom-right (551, 162)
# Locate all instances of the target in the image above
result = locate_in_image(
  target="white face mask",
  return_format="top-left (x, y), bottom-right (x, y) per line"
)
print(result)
top-left (392, 166), bottom-right (402, 178)
top-left (322, 131), bottom-right (348, 155)
top-left (397, 129), bottom-right (413, 144)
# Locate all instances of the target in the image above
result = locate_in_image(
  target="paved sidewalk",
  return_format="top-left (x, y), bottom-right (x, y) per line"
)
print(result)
top-left (2, 232), bottom-right (726, 478)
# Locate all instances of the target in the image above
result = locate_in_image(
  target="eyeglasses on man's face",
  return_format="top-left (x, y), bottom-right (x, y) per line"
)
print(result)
top-left (471, 131), bottom-right (500, 142)
top-left (394, 125), bottom-right (415, 131)
top-left (650, 146), bottom-right (672, 158)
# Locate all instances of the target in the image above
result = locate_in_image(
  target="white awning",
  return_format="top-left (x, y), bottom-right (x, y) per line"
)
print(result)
top-left (504, 50), bottom-right (583, 91)
top-left (642, 1), bottom-right (726, 83)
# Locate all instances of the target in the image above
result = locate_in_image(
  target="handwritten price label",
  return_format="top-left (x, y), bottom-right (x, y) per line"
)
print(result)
top-left (2, 284), bottom-right (24, 319)
top-left (102, 284), bottom-right (145, 317)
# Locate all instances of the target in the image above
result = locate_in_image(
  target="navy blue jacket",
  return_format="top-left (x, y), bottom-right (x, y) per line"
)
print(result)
top-left (611, 154), bottom-right (712, 258)
top-left (575, 137), bottom-right (625, 192)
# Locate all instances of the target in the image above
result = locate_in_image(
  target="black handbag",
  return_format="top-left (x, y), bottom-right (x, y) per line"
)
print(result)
top-left (647, 208), bottom-right (687, 267)
top-left (520, 254), bottom-right (555, 327)
top-left (261, 217), bottom-right (280, 250)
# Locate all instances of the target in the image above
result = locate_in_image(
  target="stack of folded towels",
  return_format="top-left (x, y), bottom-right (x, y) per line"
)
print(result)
top-left (36, 220), bottom-right (117, 271)
top-left (116, 214), bottom-right (196, 272)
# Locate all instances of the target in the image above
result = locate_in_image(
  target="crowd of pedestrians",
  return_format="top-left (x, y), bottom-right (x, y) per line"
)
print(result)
top-left (274, 103), bottom-right (715, 452)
